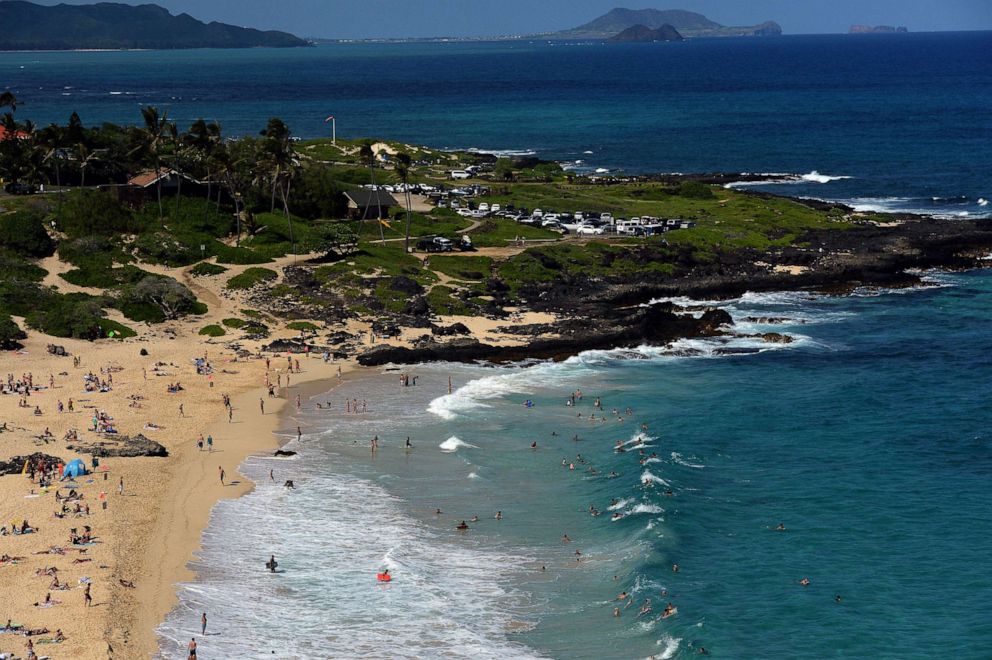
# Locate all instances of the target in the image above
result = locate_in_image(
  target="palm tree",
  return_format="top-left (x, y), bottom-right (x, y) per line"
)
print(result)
top-left (396, 152), bottom-right (415, 254)
top-left (187, 118), bottom-right (222, 205)
top-left (38, 124), bottom-right (67, 218)
top-left (260, 118), bottom-right (298, 255)
top-left (75, 142), bottom-right (101, 188)
top-left (130, 106), bottom-right (172, 224)
top-left (358, 141), bottom-right (386, 242)
top-left (0, 91), bottom-right (17, 113)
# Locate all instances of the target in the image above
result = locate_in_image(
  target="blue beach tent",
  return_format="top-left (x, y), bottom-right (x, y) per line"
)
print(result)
top-left (63, 458), bottom-right (88, 478)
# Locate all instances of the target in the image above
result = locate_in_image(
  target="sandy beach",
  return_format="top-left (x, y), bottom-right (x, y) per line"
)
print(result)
top-left (0, 254), bottom-right (361, 659)
top-left (0, 250), bottom-right (557, 659)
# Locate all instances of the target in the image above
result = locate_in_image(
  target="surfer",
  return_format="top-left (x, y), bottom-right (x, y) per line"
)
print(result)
top-left (266, 555), bottom-right (278, 573)
top-left (662, 603), bottom-right (676, 618)
top-left (456, 520), bottom-right (469, 531)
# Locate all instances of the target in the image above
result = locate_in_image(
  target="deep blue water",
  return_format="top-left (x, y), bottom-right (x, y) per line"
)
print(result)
top-left (3, 32), bottom-right (991, 216)
top-left (158, 272), bottom-right (992, 659)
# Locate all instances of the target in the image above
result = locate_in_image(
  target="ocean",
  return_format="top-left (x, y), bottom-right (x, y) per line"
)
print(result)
top-left (3, 32), bottom-right (991, 217)
top-left (155, 270), bottom-right (992, 659)
top-left (9, 32), bottom-right (989, 658)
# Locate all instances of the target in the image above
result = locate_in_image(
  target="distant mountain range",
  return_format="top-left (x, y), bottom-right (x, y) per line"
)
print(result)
top-left (0, 1), bottom-right (309, 50)
top-left (552, 8), bottom-right (782, 39)
top-left (609, 24), bottom-right (683, 43)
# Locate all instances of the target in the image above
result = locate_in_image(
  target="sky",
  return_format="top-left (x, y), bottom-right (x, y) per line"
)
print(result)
top-left (29, 0), bottom-right (992, 38)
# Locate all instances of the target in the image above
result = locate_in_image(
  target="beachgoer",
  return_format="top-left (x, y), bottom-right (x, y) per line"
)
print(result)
top-left (207, 435), bottom-right (213, 452)
top-left (201, 612), bottom-right (207, 635)
top-left (800, 577), bottom-right (810, 587)
top-left (188, 637), bottom-right (197, 659)
top-left (219, 467), bottom-right (225, 485)
top-left (266, 555), bottom-right (278, 572)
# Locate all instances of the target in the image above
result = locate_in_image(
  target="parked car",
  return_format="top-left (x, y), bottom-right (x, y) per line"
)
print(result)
top-left (532, 208), bottom-right (544, 219)
top-left (456, 208), bottom-right (474, 217)
top-left (576, 225), bottom-right (605, 235)
top-left (478, 202), bottom-right (490, 212)
top-left (416, 236), bottom-right (454, 252)
top-left (490, 203), bottom-right (501, 213)
top-left (449, 170), bottom-right (471, 180)
top-left (4, 182), bottom-right (38, 195)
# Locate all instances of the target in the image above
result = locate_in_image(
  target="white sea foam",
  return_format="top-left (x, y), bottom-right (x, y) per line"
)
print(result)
top-left (650, 635), bottom-right (682, 659)
top-left (468, 471), bottom-right (480, 479)
top-left (628, 503), bottom-right (665, 515)
top-left (439, 436), bottom-right (478, 452)
top-left (609, 498), bottom-right (633, 511)
top-left (670, 452), bottom-right (705, 469)
top-left (464, 147), bottom-right (537, 157)
top-left (157, 460), bottom-right (540, 659)
top-left (800, 170), bottom-right (853, 184)
top-left (641, 470), bottom-right (671, 487)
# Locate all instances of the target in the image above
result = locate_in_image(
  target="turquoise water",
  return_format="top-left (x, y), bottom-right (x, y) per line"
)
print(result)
top-left (158, 271), bottom-right (992, 658)
top-left (4, 33), bottom-right (992, 217)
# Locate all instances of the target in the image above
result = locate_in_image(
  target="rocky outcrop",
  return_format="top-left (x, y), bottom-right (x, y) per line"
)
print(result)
top-left (0, 453), bottom-right (63, 476)
top-left (359, 303), bottom-right (734, 366)
top-left (67, 434), bottom-right (168, 458)
top-left (432, 322), bottom-right (471, 337)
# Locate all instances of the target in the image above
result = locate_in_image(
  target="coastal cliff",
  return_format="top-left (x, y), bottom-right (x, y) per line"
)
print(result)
top-left (0, 1), bottom-right (309, 50)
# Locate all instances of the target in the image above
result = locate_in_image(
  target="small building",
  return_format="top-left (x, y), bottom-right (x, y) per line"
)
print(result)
top-left (111, 169), bottom-right (218, 207)
top-left (345, 188), bottom-right (399, 220)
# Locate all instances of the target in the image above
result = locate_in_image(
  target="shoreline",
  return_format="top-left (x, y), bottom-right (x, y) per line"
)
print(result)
top-left (130, 355), bottom-right (356, 658)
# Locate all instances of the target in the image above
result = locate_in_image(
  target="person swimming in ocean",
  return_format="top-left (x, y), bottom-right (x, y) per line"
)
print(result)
top-left (456, 520), bottom-right (469, 531)
top-left (800, 577), bottom-right (810, 586)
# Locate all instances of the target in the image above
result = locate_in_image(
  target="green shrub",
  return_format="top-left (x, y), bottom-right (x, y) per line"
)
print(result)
top-left (0, 250), bottom-right (47, 282)
top-left (213, 243), bottom-right (272, 265)
top-left (115, 276), bottom-right (199, 322)
top-left (222, 317), bottom-right (246, 328)
top-left (199, 324), bottom-right (226, 337)
top-left (24, 295), bottom-right (109, 340)
top-left (226, 267), bottom-right (278, 290)
top-left (0, 210), bottom-right (55, 257)
top-left (61, 264), bottom-right (149, 289)
top-left (678, 181), bottom-right (715, 200)
top-left (58, 190), bottom-right (136, 237)
top-left (190, 262), bottom-right (229, 277)
top-left (98, 318), bottom-right (137, 339)
top-left (0, 314), bottom-right (27, 349)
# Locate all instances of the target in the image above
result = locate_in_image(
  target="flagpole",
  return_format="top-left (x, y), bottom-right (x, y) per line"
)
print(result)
top-left (332, 117), bottom-right (336, 146)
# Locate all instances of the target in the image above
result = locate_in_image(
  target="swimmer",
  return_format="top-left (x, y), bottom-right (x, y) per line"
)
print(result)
top-left (470, 515), bottom-right (479, 522)
top-left (435, 508), bottom-right (443, 515)
top-left (835, 595), bottom-right (842, 603)
top-left (456, 520), bottom-right (469, 531)
top-left (562, 534), bottom-right (571, 543)
top-left (637, 600), bottom-right (652, 618)
top-left (531, 441), bottom-right (537, 449)
top-left (616, 591), bottom-right (628, 601)
top-left (495, 511), bottom-right (502, 520)
top-left (672, 563), bottom-right (680, 573)
top-left (776, 523), bottom-right (786, 531)
top-left (800, 577), bottom-right (810, 587)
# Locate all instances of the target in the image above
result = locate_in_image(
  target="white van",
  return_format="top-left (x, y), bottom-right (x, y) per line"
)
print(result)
top-left (450, 170), bottom-right (471, 180)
